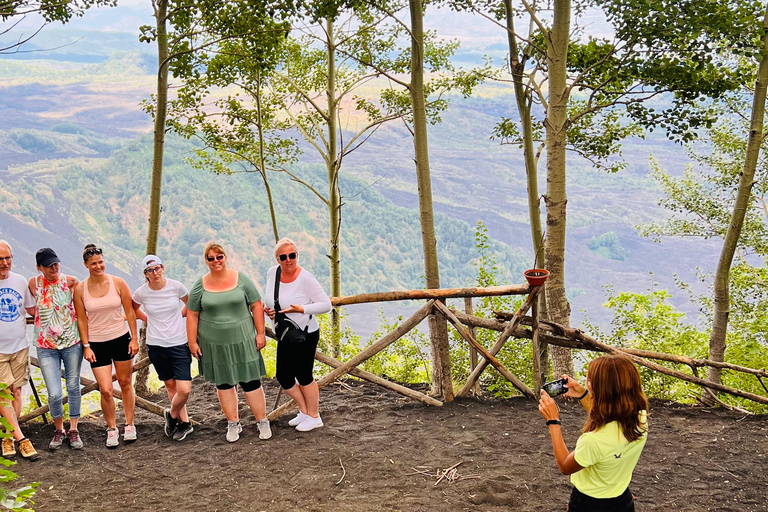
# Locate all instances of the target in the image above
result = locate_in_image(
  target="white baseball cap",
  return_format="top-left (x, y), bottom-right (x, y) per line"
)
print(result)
top-left (142, 254), bottom-right (163, 271)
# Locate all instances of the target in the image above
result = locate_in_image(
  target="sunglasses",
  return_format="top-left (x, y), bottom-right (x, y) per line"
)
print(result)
top-left (206, 254), bottom-right (225, 262)
top-left (144, 266), bottom-right (163, 274)
top-left (84, 247), bottom-right (103, 259)
top-left (278, 252), bottom-right (297, 261)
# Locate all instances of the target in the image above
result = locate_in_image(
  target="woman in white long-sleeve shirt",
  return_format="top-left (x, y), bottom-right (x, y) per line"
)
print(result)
top-left (264, 238), bottom-right (332, 432)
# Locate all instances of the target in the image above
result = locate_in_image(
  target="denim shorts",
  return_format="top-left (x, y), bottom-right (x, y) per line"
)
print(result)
top-left (148, 344), bottom-right (192, 381)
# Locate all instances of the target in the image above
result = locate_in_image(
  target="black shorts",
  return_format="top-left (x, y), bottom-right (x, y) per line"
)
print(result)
top-left (568, 487), bottom-right (634, 512)
top-left (148, 344), bottom-right (192, 381)
top-left (90, 332), bottom-right (133, 369)
top-left (276, 328), bottom-right (320, 390)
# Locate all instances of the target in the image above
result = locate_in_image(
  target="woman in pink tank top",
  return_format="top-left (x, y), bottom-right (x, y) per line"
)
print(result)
top-left (73, 244), bottom-right (138, 449)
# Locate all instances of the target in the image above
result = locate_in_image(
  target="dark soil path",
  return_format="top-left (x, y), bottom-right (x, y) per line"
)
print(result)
top-left (12, 378), bottom-right (768, 511)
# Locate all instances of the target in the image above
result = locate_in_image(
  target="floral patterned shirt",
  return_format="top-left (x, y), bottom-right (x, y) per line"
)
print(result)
top-left (33, 275), bottom-right (80, 350)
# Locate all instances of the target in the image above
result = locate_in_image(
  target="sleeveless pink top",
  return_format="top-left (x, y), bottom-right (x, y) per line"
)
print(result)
top-left (83, 275), bottom-right (128, 342)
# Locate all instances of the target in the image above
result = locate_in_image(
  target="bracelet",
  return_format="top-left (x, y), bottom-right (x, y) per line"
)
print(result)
top-left (546, 419), bottom-right (561, 426)
top-left (578, 389), bottom-right (589, 400)
top-left (82, 343), bottom-right (90, 348)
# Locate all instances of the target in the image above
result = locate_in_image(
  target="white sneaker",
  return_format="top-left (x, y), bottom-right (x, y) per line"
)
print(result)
top-left (123, 424), bottom-right (137, 443)
top-left (296, 415), bottom-right (323, 432)
top-left (257, 419), bottom-right (272, 440)
top-left (226, 421), bottom-right (242, 443)
top-left (105, 428), bottom-right (119, 448)
top-left (288, 412), bottom-right (310, 427)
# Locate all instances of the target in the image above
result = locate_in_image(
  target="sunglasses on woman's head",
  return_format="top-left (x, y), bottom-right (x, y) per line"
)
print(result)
top-left (206, 254), bottom-right (225, 262)
top-left (279, 252), bottom-right (297, 261)
top-left (84, 247), bottom-right (103, 259)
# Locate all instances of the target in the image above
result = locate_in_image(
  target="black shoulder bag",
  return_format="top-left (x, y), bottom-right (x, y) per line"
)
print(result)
top-left (273, 266), bottom-right (310, 344)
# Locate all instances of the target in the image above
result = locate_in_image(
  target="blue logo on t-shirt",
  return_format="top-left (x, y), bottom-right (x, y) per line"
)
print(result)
top-left (0, 287), bottom-right (23, 323)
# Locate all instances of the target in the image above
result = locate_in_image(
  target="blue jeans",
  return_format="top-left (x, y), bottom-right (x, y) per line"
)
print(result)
top-left (37, 344), bottom-right (83, 419)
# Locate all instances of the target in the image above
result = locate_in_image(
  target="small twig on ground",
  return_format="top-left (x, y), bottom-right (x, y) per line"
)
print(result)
top-left (336, 458), bottom-right (346, 485)
top-left (434, 462), bottom-right (463, 486)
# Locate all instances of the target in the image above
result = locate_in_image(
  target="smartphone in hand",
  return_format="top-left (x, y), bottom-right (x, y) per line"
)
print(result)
top-left (543, 378), bottom-right (568, 397)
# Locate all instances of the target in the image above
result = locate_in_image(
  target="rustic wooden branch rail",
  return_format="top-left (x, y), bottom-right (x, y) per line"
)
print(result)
top-left (330, 284), bottom-right (531, 306)
top-left (453, 309), bottom-right (768, 406)
top-left (19, 357), bottom-right (172, 424)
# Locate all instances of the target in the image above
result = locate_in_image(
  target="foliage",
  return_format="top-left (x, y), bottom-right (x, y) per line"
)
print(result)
top-left (0, 385), bottom-right (37, 512)
top-left (583, 286), bottom-right (768, 413)
top-left (588, 232), bottom-right (629, 260)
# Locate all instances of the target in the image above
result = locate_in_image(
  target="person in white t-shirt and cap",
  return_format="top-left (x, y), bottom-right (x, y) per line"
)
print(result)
top-left (0, 240), bottom-right (39, 460)
top-left (132, 255), bottom-right (193, 441)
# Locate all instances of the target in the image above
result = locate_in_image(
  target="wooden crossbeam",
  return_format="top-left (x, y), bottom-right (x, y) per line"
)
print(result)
top-left (432, 300), bottom-right (535, 399)
top-left (20, 357), bottom-right (167, 424)
top-left (330, 285), bottom-right (530, 306)
top-left (314, 351), bottom-right (442, 407)
top-left (455, 287), bottom-right (541, 397)
top-left (268, 300), bottom-right (436, 421)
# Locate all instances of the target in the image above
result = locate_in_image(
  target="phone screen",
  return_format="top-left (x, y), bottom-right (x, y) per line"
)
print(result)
top-left (543, 378), bottom-right (568, 397)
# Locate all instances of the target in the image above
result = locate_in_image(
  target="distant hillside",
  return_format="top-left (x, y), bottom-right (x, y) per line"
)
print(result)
top-left (0, 51), bottom-right (722, 331)
top-left (1, 133), bottom-right (528, 298)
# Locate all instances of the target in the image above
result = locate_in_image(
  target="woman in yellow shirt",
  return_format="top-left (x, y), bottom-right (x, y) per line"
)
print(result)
top-left (538, 354), bottom-right (648, 511)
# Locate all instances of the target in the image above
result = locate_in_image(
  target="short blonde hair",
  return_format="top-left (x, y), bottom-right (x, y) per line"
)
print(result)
top-left (0, 240), bottom-right (11, 255)
top-left (273, 237), bottom-right (298, 259)
top-left (204, 242), bottom-right (227, 259)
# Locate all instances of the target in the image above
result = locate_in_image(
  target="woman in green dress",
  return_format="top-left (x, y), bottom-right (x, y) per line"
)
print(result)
top-left (185, 242), bottom-right (271, 443)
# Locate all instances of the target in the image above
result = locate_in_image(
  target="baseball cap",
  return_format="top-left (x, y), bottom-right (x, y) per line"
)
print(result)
top-left (36, 248), bottom-right (60, 267)
top-left (142, 254), bottom-right (163, 271)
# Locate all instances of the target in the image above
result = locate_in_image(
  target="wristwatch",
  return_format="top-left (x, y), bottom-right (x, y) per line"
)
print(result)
top-left (82, 343), bottom-right (90, 348)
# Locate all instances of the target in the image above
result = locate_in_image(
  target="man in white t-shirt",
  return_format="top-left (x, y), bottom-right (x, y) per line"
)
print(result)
top-left (0, 240), bottom-right (39, 460)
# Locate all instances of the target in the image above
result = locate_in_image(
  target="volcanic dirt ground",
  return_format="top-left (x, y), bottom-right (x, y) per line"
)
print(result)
top-left (11, 378), bottom-right (768, 511)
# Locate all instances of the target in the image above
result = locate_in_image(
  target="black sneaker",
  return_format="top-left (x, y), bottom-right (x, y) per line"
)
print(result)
top-left (172, 422), bottom-right (193, 441)
top-left (163, 408), bottom-right (178, 438)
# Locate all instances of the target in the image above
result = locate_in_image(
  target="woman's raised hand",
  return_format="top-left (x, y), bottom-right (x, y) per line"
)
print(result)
top-left (562, 374), bottom-right (586, 399)
top-left (279, 304), bottom-right (305, 314)
top-left (538, 390), bottom-right (560, 421)
top-left (263, 306), bottom-right (276, 320)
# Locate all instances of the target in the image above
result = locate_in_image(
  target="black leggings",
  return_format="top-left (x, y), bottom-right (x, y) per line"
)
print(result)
top-left (216, 379), bottom-right (262, 392)
top-left (568, 487), bottom-right (634, 512)
top-left (276, 329), bottom-right (320, 390)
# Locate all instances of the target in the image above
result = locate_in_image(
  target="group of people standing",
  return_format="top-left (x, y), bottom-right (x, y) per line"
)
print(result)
top-left (0, 236), bottom-right (331, 457)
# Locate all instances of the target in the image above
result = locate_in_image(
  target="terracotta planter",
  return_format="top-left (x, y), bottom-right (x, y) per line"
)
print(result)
top-left (524, 268), bottom-right (549, 286)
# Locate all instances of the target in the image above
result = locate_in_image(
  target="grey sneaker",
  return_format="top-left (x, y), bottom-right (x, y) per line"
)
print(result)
top-left (257, 419), bottom-right (272, 440)
top-left (226, 421), bottom-right (242, 443)
top-left (105, 428), bottom-right (119, 448)
top-left (172, 422), bottom-right (193, 442)
top-left (163, 409), bottom-right (178, 438)
top-left (123, 424), bottom-right (137, 443)
top-left (49, 429), bottom-right (66, 450)
top-left (67, 429), bottom-right (83, 450)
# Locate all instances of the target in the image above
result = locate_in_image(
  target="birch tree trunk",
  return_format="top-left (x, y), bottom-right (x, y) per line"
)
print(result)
top-left (137, 0), bottom-right (170, 398)
top-left (543, 0), bottom-right (573, 377)
top-left (708, 4), bottom-right (768, 387)
top-left (326, 17), bottom-right (342, 357)
top-left (504, 0), bottom-right (549, 382)
top-left (409, 0), bottom-right (453, 401)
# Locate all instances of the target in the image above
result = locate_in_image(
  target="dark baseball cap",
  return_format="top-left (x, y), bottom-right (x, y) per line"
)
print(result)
top-left (36, 248), bottom-right (60, 267)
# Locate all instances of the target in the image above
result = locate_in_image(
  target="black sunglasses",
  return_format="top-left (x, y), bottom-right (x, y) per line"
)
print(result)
top-left (84, 247), bottom-right (103, 259)
top-left (206, 254), bottom-right (225, 262)
top-left (278, 252), bottom-right (297, 261)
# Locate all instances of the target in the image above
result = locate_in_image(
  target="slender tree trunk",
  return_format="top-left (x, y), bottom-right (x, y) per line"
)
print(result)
top-left (146, 0), bottom-right (169, 257)
top-left (409, 0), bottom-right (453, 401)
top-left (707, 4), bottom-right (768, 388)
top-left (504, 0), bottom-right (549, 382)
top-left (256, 70), bottom-right (279, 243)
top-left (326, 17), bottom-right (342, 357)
top-left (137, 0), bottom-right (170, 398)
top-left (543, 0), bottom-right (573, 377)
